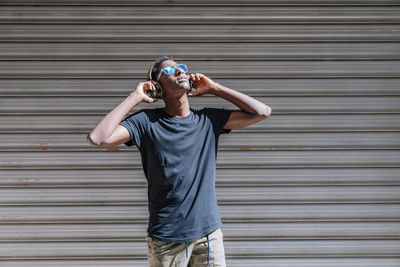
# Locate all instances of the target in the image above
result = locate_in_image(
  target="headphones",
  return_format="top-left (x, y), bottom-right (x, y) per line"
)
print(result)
top-left (146, 63), bottom-right (194, 99)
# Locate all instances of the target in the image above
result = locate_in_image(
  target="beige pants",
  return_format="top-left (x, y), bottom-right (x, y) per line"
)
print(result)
top-left (146, 227), bottom-right (226, 267)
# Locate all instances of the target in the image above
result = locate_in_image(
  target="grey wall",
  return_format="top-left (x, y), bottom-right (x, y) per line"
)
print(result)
top-left (0, 1), bottom-right (400, 266)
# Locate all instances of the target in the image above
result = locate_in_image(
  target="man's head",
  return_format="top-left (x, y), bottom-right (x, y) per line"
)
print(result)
top-left (148, 56), bottom-right (172, 83)
top-left (148, 56), bottom-right (191, 99)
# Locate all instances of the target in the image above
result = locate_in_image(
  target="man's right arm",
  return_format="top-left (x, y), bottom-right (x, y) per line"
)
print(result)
top-left (87, 82), bottom-right (157, 147)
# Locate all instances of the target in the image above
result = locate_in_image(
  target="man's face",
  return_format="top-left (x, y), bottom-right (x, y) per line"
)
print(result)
top-left (157, 60), bottom-right (191, 97)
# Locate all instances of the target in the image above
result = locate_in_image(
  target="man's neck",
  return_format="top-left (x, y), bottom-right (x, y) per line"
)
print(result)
top-left (163, 94), bottom-right (191, 118)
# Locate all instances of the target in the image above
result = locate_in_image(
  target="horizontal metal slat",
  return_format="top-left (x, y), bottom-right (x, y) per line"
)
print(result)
top-left (1, 204), bottom-right (399, 223)
top-left (1, 222), bottom-right (400, 241)
top-left (2, 114), bottom-right (399, 132)
top-left (1, 96), bottom-right (400, 114)
top-left (0, 0), bottom-right (399, 5)
top-left (1, 258), bottom-right (400, 267)
top-left (1, 168), bottom-right (399, 187)
top-left (0, 260), bottom-right (150, 267)
top-left (1, 185), bottom-right (399, 205)
top-left (0, 150), bottom-right (399, 169)
top-left (226, 258), bottom-right (400, 267)
top-left (2, 60), bottom-right (399, 79)
top-left (0, 240), bottom-right (399, 259)
top-left (1, 6), bottom-right (399, 24)
top-left (2, 78), bottom-right (400, 96)
top-left (1, 25), bottom-right (399, 42)
top-left (226, 257), bottom-right (400, 267)
top-left (1, 43), bottom-right (400, 60)
top-left (1, 132), bottom-right (399, 151)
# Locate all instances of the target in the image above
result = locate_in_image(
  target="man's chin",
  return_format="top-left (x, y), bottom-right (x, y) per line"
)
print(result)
top-left (178, 82), bottom-right (190, 91)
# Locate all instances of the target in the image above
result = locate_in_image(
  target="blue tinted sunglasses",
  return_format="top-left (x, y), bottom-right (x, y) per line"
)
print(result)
top-left (156, 64), bottom-right (188, 81)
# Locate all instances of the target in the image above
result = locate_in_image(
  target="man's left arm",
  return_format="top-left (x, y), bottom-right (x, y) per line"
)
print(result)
top-left (211, 82), bottom-right (271, 130)
top-left (188, 73), bottom-right (272, 130)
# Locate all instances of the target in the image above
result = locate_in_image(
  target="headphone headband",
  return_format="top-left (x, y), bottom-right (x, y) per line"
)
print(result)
top-left (146, 64), bottom-right (155, 81)
top-left (147, 57), bottom-right (172, 81)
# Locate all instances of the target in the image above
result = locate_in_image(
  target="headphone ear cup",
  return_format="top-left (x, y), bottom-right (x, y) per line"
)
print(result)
top-left (189, 80), bottom-right (193, 92)
top-left (147, 82), bottom-right (162, 99)
top-left (155, 83), bottom-right (162, 98)
top-left (188, 79), bottom-right (197, 94)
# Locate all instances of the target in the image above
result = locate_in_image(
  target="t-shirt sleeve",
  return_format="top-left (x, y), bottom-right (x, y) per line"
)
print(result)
top-left (118, 110), bottom-right (149, 147)
top-left (204, 107), bottom-right (233, 135)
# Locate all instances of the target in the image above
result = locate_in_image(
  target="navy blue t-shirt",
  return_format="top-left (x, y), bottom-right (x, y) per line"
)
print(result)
top-left (119, 107), bottom-right (232, 243)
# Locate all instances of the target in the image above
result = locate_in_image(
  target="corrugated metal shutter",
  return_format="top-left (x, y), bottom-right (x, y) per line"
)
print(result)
top-left (1, 1), bottom-right (399, 266)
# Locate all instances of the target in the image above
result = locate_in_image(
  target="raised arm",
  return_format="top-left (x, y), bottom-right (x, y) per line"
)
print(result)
top-left (87, 81), bottom-right (157, 147)
top-left (211, 82), bottom-right (271, 129)
top-left (187, 73), bottom-right (271, 130)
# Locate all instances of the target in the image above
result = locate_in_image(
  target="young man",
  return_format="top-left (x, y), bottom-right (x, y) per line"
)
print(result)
top-left (87, 56), bottom-right (271, 266)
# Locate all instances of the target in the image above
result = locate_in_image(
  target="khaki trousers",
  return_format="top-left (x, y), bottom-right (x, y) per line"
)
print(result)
top-left (146, 227), bottom-right (226, 267)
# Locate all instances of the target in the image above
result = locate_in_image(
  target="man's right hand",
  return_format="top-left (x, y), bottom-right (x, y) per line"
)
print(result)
top-left (134, 81), bottom-right (158, 103)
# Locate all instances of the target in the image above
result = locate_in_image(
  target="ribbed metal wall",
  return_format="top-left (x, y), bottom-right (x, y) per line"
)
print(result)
top-left (1, 1), bottom-right (400, 266)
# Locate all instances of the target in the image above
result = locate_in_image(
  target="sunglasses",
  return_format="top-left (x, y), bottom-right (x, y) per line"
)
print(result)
top-left (156, 64), bottom-right (188, 81)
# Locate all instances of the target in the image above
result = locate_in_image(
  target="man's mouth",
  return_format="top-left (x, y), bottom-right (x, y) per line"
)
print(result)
top-left (177, 76), bottom-right (187, 82)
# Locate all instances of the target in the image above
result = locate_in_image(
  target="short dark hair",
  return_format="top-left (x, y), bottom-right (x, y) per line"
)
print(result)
top-left (150, 55), bottom-right (173, 81)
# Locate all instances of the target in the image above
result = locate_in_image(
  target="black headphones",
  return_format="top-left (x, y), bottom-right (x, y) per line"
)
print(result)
top-left (146, 64), bottom-right (194, 99)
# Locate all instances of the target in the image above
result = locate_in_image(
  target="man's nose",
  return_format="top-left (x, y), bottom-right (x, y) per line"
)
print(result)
top-left (175, 67), bottom-right (184, 75)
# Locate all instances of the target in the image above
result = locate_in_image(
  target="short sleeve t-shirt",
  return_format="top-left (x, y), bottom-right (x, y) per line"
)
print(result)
top-left (119, 107), bottom-right (232, 243)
